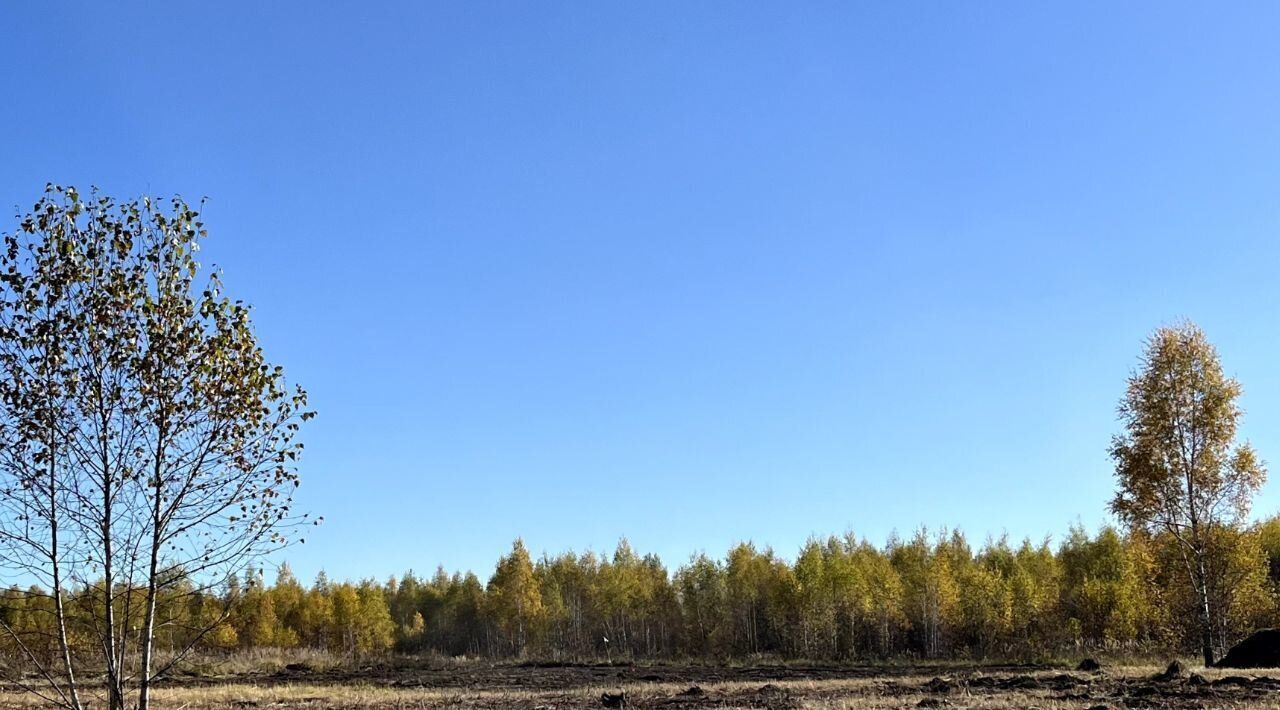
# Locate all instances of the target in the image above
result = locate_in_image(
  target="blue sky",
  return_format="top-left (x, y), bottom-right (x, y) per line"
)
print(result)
top-left (3, 3), bottom-right (1280, 583)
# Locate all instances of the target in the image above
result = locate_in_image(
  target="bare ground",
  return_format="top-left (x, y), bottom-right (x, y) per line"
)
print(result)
top-left (6, 660), bottom-right (1280, 708)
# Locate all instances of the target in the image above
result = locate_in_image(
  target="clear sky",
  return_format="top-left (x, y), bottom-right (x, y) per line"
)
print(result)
top-left (3, 3), bottom-right (1280, 584)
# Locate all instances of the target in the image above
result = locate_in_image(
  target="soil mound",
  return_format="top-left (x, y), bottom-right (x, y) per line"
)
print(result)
top-left (1076, 658), bottom-right (1101, 672)
top-left (924, 677), bottom-right (955, 693)
top-left (1153, 660), bottom-right (1185, 682)
top-left (1218, 628), bottom-right (1280, 668)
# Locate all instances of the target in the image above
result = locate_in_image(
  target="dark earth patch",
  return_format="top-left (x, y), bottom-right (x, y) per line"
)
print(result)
top-left (1219, 629), bottom-right (1280, 669)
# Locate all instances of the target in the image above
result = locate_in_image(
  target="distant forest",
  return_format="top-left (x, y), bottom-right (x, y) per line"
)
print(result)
top-left (6, 521), bottom-right (1280, 662)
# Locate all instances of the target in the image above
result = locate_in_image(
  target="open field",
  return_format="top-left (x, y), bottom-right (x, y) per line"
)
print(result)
top-left (8, 659), bottom-right (1280, 708)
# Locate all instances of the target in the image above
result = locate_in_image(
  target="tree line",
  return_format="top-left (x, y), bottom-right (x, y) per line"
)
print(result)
top-left (7, 521), bottom-right (1280, 663)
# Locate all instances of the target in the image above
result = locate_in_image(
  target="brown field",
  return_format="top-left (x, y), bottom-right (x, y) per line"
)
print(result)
top-left (6, 658), bottom-right (1280, 709)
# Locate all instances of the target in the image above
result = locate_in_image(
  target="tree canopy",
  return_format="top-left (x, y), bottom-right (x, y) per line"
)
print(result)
top-left (1110, 321), bottom-right (1265, 665)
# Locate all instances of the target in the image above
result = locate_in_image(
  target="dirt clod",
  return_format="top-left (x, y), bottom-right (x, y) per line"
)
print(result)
top-left (1153, 660), bottom-right (1185, 682)
top-left (1046, 673), bottom-right (1088, 689)
top-left (924, 677), bottom-right (955, 693)
top-left (1006, 675), bottom-right (1041, 689)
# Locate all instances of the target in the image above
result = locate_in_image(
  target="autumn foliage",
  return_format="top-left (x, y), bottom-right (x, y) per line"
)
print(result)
top-left (6, 525), bottom-right (1280, 663)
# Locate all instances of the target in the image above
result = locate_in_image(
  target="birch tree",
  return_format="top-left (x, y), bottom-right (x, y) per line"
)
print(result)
top-left (0, 185), bottom-right (314, 709)
top-left (1110, 321), bottom-right (1265, 666)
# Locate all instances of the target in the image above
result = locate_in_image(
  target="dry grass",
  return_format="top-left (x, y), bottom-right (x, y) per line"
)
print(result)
top-left (156, 647), bottom-right (348, 678)
top-left (3, 662), bottom-right (1280, 708)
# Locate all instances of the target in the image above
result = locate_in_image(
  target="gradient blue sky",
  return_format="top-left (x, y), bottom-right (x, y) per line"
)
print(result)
top-left (3, 3), bottom-right (1280, 583)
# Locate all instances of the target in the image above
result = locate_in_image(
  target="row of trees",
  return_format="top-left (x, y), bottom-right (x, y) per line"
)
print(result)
top-left (0, 567), bottom-right (395, 663)
top-left (7, 523), bottom-right (1280, 663)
